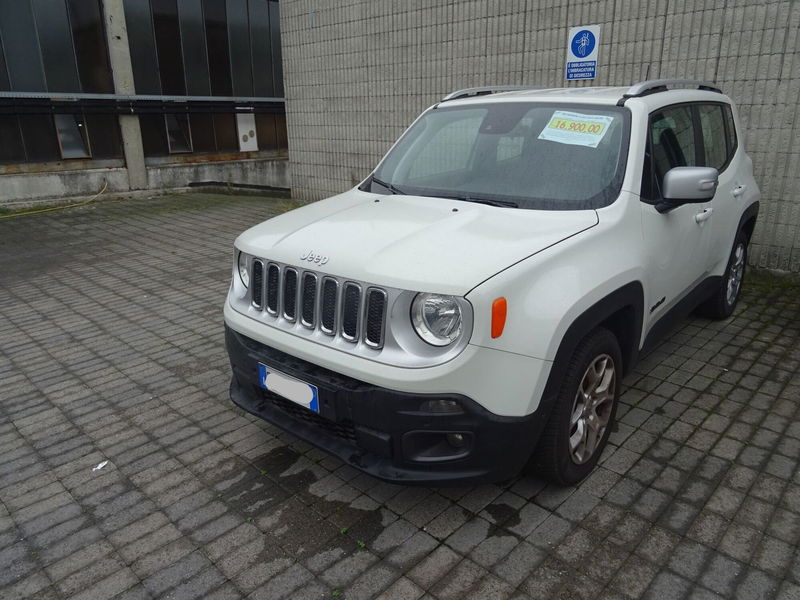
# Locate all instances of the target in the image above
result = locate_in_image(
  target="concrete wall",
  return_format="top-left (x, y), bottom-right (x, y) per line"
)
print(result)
top-left (0, 158), bottom-right (289, 208)
top-left (280, 0), bottom-right (800, 271)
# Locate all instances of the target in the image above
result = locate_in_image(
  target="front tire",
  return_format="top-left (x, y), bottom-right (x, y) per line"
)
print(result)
top-left (697, 230), bottom-right (747, 319)
top-left (530, 327), bottom-right (621, 485)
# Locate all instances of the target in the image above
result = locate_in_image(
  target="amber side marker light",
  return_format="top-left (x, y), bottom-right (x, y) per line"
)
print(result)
top-left (491, 297), bottom-right (507, 338)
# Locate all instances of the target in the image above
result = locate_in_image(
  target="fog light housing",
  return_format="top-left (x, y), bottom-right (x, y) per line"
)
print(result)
top-left (447, 433), bottom-right (466, 448)
top-left (420, 399), bottom-right (463, 414)
top-left (402, 431), bottom-right (473, 462)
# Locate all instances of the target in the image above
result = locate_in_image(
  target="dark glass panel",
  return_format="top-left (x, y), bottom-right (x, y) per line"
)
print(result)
top-left (0, 0), bottom-right (46, 92)
top-left (67, 0), bottom-right (114, 93)
top-left (268, 0), bottom-right (282, 97)
top-left (152, 0), bottom-right (186, 95)
top-left (177, 0), bottom-right (211, 96)
top-left (202, 0), bottom-right (232, 96)
top-left (165, 113), bottom-right (192, 152)
top-left (248, 0), bottom-right (273, 97)
top-left (227, 0), bottom-right (252, 96)
top-left (19, 115), bottom-right (60, 161)
top-left (276, 113), bottom-right (287, 149)
top-left (54, 114), bottom-right (90, 158)
top-left (189, 114), bottom-right (215, 152)
top-left (0, 117), bottom-right (26, 163)
top-left (32, 0), bottom-right (81, 93)
top-left (140, 114), bottom-right (169, 156)
top-left (213, 113), bottom-right (237, 151)
top-left (85, 114), bottom-right (122, 158)
top-left (255, 114), bottom-right (277, 150)
top-left (123, 0), bottom-right (161, 94)
top-left (0, 31), bottom-right (9, 91)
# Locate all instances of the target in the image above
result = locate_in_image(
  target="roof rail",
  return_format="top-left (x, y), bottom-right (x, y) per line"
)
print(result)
top-left (621, 79), bottom-right (722, 100)
top-left (440, 85), bottom-right (543, 103)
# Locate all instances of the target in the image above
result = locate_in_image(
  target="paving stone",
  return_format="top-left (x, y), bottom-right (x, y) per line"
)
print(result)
top-left (700, 553), bottom-right (745, 597)
top-left (249, 563), bottom-right (314, 600)
top-left (385, 531), bottom-right (438, 570)
top-left (376, 576), bottom-right (424, 600)
top-left (407, 545), bottom-right (461, 590)
top-left (320, 550), bottom-right (379, 589)
top-left (645, 571), bottom-right (692, 600)
top-left (429, 558), bottom-right (488, 600)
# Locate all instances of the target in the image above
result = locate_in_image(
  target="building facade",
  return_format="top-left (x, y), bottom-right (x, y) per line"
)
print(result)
top-left (279, 0), bottom-right (800, 272)
top-left (0, 0), bottom-right (288, 205)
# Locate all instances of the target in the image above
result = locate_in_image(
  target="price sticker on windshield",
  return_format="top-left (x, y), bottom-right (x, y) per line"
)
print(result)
top-left (538, 111), bottom-right (615, 148)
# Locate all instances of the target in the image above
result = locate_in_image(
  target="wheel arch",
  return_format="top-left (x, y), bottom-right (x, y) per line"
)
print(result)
top-left (738, 201), bottom-right (759, 244)
top-left (539, 281), bottom-right (644, 419)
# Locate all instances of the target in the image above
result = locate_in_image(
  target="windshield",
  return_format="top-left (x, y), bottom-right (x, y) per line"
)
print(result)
top-left (364, 102), bottom-right (630, 210)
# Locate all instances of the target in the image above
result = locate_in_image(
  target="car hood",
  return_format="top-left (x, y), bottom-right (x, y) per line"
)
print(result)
top-left (235, 189), bottom-right (599, 295)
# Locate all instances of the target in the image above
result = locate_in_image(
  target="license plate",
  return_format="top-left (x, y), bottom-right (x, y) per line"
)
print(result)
top-left (257, 363), bottom-right (319, 413)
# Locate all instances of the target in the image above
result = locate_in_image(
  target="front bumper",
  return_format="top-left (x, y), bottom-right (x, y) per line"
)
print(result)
top-left (225, 326), bottom-right (548, 485)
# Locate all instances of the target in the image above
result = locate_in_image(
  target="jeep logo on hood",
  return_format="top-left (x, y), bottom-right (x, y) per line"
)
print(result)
top-left (300, 250), bottom-right (329, 265)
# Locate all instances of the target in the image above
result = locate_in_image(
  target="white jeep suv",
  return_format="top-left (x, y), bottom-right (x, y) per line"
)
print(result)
top-left (224, 80), bottom-right (759, 485)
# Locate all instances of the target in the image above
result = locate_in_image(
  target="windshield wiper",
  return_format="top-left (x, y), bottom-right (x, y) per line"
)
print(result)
top-left (433, 193), bottom-right (518, 208)
top-left (370, 175), bottom-right (407, 195)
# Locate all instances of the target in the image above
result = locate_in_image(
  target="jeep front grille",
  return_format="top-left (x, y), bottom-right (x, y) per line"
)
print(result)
top-left (250, 261), bottom-right (388, 350)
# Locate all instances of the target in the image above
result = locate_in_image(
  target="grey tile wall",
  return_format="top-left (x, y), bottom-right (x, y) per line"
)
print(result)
top-left (280, 0), bottom-right (800, 271)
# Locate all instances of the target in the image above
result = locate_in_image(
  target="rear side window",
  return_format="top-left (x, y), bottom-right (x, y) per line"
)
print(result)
top-left (723, 104), bottom-right (738, 158)
top-left (698, 104), bottom-right (727, 170)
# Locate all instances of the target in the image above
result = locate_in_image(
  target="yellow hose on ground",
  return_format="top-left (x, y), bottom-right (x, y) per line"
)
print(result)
top-left (0, 180), bottom-right (109, 220)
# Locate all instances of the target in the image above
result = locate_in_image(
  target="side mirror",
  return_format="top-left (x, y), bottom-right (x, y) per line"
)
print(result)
top-left (656, 167), bottom-right (719, 213)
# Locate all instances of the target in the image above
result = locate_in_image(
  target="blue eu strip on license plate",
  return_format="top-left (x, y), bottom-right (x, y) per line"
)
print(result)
top-left (258, 363), bottom-right (320, 413)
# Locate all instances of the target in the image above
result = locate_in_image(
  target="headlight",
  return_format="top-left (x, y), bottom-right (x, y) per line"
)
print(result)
top-left (237, 251), bottom-right (249, 288)
top-left (411, 293), bottom-right (463, 346)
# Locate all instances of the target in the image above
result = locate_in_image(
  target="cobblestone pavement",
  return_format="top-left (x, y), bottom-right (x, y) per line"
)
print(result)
top-left (1, 193), bottom-right (799, 600)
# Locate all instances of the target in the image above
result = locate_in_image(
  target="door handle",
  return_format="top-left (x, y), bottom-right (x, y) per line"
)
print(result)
top-left (695, 208), bottom-right (713, 223)
top-left (732, 184), bottom-right (747, 198)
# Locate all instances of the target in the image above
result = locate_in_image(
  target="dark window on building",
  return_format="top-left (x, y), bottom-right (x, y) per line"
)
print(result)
top-left (124, 0), bottom-right (162, 94)
top-left (0, 0), bottom-right (47, 92)
top-left (0, 33), bottom-right (9, 91)
top-left (227, 0), bottom-right (253, 97)
top-left (68, 0), bottom-right (114, 93)
top-left (122, 0), bottom-right (285, 158)
top-left (19, 115), bottom-right (61, 162)
top-left (249, 0), bottom-right (273, 97)
top-left (54, 114), bottom-right (91, 159)
top-left (203, 0), bottom-right (233, 97)
top-left (269, 0), bottom-right (282, 97)
top-left (0, 0), bottom-right (120, 165)
top-left (32, 0), bottom-right (82, 93)
top-left (86, 114), bottom-right (123, 159)
top-left (178, 0), bottom-right (211, 95)
top-left (0, 117), bottom-right (26, 163)
top-left (190, 114), bottom-right (216, 152)
top-left (165, 113), bottom-right (192, 152)
top-left (140, 114), bottom-right (170, 156)
top-left (256, 114), bottom-right (278, 150)
top-left (213, 114), bottom-right (239, 152)
top-left (152, 0), bottom-right (186, 95)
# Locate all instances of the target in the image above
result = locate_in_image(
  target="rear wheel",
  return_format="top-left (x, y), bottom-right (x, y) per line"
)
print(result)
top-left (530, 327), bottom-right (621, 485)
top-left (697, 230), bottom-right (747, 319)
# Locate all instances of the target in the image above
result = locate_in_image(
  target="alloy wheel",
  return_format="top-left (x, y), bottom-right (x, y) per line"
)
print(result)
top-left (569, 354), bottom-right (616, 464)
top-left (726, 242), bottom-right (745, 306)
